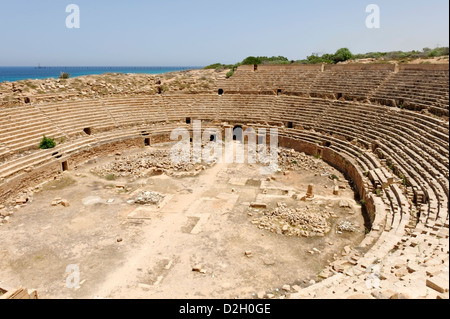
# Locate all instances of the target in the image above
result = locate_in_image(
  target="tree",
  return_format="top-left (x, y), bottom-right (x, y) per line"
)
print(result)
top-left (333, 48), bottom-right (353, 63)
top-left (241, 56), bottom-right (262, 65)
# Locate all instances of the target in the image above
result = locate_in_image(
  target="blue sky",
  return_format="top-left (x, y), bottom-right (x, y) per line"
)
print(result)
top-left (0, 0), bottom-right (448, 66)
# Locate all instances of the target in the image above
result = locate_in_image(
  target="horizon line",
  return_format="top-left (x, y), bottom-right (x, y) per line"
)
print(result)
top-left (0, 65), bottom-right (205, 68)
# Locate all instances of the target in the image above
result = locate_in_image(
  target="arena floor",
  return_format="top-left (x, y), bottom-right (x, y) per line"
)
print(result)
top-left (0, 142), bottom-right (365, 299)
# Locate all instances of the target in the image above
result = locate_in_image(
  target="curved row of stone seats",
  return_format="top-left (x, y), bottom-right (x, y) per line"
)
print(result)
top-left (162, 94), bottom-right (219, 122)
top-left (365, 109), bottom-right (449, 217)
top-left (269, 96), bottom-right (329, 127)
top-left (31, 92), bottom-right (81, 104)
top-left (0, 126), bottom-right (148, 182)
top-left (220, 64), bottom-right (449, 117)
top-left (321, 101), bottom-right (448, 198)
top-left (103, 96), bottom-right (168, 128)
top-left (369, 64), bottom-right (449, 116)
top-left (274, 96), bottom-right (449, 184)
top-left (218, 95), bottom-right (276, 124)
top-left (272, 97), bottom-right (448, 225)
top-left (220, 64), bottom-right (321, 94)
top-left (0, 127), bottom-right (147, 197)
top-left (0, 92), bottom-right (447, 298)
top-left (0, 121), bottom-right (192, 183)
top-left (268, 94), bottom-right (448, 214)
top-left (0, 142), bottom-right (11, 162)
top-left (381, 115), bottom-right (449, 177)
top-left (2, 95), bottom-right (447, 211)
top-left (162, 95), bottom-right (199, 122)
top-left (379, 141), bottom-right (442, 218)
top-left (0, 104), bottom-right (65, 153)
top-left (0, 149), bottom-right (60, 181)
top-left (35, 99), bottom-right (117, 137)
top-left (0, 134), bottom-right (98, 181)
top-left (188, 95), bottom-right (220, 121)
top-left (0, 64), bottom-right (447, 297)
top-left (309, 64), bottom-right (394, 101)
top-left (288, 99), bottom-right (448, 224)
top-left (0, 95), bottom-right (447, 223)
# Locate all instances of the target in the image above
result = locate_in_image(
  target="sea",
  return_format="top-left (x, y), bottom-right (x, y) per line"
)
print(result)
top-left (0, 66), bottom-right (202, 83)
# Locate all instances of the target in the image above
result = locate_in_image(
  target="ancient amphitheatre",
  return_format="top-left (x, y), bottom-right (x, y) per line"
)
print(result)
top-left (0, 61), bottom-right (448, 299)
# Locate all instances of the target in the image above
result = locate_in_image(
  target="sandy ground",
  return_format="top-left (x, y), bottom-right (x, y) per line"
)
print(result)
top-left (0, 143), bottom-right (365, 299)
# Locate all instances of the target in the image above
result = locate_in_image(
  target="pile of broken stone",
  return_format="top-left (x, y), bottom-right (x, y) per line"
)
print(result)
top-left (252, 203), bottom-right (331, 237)
top-left (0, 192), bottom-right (33, 225)
top-left (92, 149), bottom-right (205, 180)
top-left (278, 148), bottom-right (330, 172)
top-left (133, 191), bottom-right (165, 205)
top-left (337, 220), bottom-right (358, 233)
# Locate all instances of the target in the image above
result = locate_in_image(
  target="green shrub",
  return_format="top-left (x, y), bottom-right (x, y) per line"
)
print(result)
top-left (59, 72), bottom-right (71, 79)
top-left (259, 56), bottom-right (290, 64)
top-left (204, 63), bottom-right (224, 70)
top-left (39, 136), bottom-right (56, 149)
top-left (226, 70), bottom-right (234, 78)
top-left (225, 63), bottom-right (242, 78)
top-left (306, 53), bottom-right (334, 64)
top-left (333, 48), bottom-right (353, 63)
top-left (204, 63), bottom-right (234, 70)
top-left (427, 47), bottom-right (449, 58)
top-left (211, 46), bottom-right (449, 71)
top-left (241, 56), bottom-right (262, 65)
top-left (301, 49), bottom-right (353, 65)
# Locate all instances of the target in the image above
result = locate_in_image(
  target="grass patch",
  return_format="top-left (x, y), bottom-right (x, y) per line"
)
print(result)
top-left (43, 177), bottom-right (76, 191)
top-left (33, 255), bottom-right (44, 261)
top-left (329, 174), bottom-right (339, 181)
top-left (105, 174), bottom-right (116, 181)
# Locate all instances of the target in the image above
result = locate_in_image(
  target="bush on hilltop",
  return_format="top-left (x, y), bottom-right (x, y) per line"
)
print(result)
top-left (241, 56), bottom-right (263, 65)
top-left (59, 72), bottom-right (71, 79)
top-left (333, 48), bottom-right (353, 63)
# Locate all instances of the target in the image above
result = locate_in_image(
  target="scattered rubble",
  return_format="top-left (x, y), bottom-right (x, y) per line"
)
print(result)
top-left (278, 148), bottom-right (333, 172)
top-left (337, 220), bottom-right (358, 233)
top-left (0, 69), bottom-right (225, 105)
top-left (92, 149), bottom-right (207, 180)
top-left (252, 203), bottom-right (331, 237)
top-left (133, 191), bottom-right (165, 205)
top-left (50, 198), bottom-right (70, 208)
